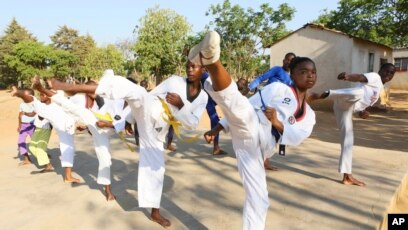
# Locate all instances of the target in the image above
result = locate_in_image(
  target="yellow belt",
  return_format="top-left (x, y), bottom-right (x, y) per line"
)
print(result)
top-left (158, 97), bottom-right (200, 143)
top-left (93, 112), bottom-right (136, 152)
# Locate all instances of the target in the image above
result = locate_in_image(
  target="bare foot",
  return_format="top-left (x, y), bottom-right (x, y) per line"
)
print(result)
top-left (264, 159), bottom-right (278, 171)
top-left (10, 86), bottom-right (18, 96)
top-left (40, 168), bottom-right (54, 173)
top-left (342, 174), bottom-right (366, 186)
top-left (105, 192), bottom-right (116, 201)
top-left (64, 176), bottom-right (81, 184)
top-left (213, 148), bottom-right (226, 155)
top-left (31, 76), bottom-right (42, 89)
top-left (212, 146), bottom-right (221, 155)
top-left (166, 145), bottom-right (176, 152)
top-left (18, 160), bottom-right (32, 166)
top-left (47, 78), bottom-right (62, 90)
top-left (151, 209), bottom-right (171, 228)
top-left (104, 186), bottom-right (116, 201)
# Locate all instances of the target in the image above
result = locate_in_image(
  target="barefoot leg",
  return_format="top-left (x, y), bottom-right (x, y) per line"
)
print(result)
top-left (18, 154), bottom-right (32, 166)
top-left (212, 139), bottom-right (222, 155)
top-left (40, 163), bottom-right (54, 173)
top-left (104, 185), bottom-right (116, 201)
top-left (264, 158), bottom-right (278, 171)
top-left (342, 173), bottom-right (366, 186)
top-left (151, 208), bottom-right (171, 228)
top-left (64, 167), bottom-right (80, 183)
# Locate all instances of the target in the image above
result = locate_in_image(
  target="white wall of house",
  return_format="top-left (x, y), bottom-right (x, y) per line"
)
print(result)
top-left (269, 25), bottom-right (393, 95)
top-left (351, 39), bottom-right (393, 73)
top-left (389, 48), bottom-right (408, 90)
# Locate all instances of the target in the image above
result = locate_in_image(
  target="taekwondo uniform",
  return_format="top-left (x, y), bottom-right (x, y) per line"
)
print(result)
top-left (31, 98), bottom-right (76, 168)
top-left (248, 82), bottom-right (316, 159)
top-left (204, 79), bottom-right (269, 230)
top-left (206, 80), bottom-right (316, 230)
top-left (95, 71), bottom-right (208, 209)
top-left (326, 72), bottom-right (383, 174)
top-left (50, 92), bottom-right (115, 185)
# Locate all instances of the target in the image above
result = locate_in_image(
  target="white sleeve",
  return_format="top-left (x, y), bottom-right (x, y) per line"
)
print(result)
top-left (96, 75), bottom-right (145, 105)
top-left (123, 106), bottom-right (135, 124)
top-left (281, 109), bottom-right (316, 146)
top-left (31, 97), bottom-right (49, 118)
top-left (173, 93), bottom-right (208, 130)
top-left (363, 72), bottom-right (381, 87)
top-left (149, 76), bottom-right (173, 98)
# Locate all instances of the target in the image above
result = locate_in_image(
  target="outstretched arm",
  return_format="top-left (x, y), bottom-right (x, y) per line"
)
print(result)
top-left (48, 78), bottom-right (97, 94)
top-left (31, 77), bottom-right (57, 98)
top-left (337, 72), bottom-right (368, 83)
top-left (248, 68), bottom-right (276, 91)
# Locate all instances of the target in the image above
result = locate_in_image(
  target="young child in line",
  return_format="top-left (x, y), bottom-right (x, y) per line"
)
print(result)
top-left (16, 88), bottom-right (36, 165)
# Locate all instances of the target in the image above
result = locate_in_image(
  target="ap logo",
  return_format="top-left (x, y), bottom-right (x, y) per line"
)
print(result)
top-left (388, 214), bottom-right (408, 230)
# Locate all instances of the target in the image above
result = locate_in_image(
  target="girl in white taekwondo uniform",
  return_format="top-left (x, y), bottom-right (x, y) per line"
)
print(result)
top-left (218, 57), bottom-right (317, 161)
top-left (47, 67), bottom-right (208, 228)
top-left (32, 77), bottom-right (125, 201)
top-left (315, 63), bottom-right (395, 186)
top-left (11, 86), bottom-right (78, 182)
top-left (189, 31), bottom-right (317, 230)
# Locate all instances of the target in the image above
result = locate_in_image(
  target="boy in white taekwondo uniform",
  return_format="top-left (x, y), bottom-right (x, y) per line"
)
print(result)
top-left (190, 31), bottom-right (318, 230)
top-left (31, 77), bottom-right (124, 201)
top-left (316, 63), bottom-right (396, 186)
top-left (11, 86), bottom-right (78, 182)
top-left (47, 67), bottom-right (208, 228)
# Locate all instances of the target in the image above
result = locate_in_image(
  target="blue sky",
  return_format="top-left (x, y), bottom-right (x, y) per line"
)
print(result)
top-left (0, 0), bottom-right (339, 46)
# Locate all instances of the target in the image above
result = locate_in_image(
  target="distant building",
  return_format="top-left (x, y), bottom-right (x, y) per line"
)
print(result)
top-left (266, 23), bottom-right (393, 94)
top-left (390, 48), bottom-right (408, 90)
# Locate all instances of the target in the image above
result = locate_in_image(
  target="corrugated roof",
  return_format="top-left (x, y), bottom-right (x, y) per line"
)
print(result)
top-left (265, 23), bottom-right (393, 50)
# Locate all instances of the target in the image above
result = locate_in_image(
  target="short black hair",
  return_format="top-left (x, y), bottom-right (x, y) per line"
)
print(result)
top-left (380, 63), bottom-right (395, 71)
top-left (126, 77), bottom-right (138, 84)
top-left (289, 57), bottom-right (315, 72)
top-left (285, 52), bottom-right (296, 59)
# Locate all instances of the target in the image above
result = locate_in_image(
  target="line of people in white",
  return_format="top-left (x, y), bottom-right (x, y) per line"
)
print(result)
top-left (11, 30), bottom-right (395, 229)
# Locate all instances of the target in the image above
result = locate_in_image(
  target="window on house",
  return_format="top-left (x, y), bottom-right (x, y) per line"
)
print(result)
top-left (368, 52), bottom-right (374, 72)
top-left (395, 58), bottom-right (408, 71)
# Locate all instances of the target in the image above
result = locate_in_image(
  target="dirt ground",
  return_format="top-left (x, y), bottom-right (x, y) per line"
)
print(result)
top-left (0, 89), bottom-right (407, 229)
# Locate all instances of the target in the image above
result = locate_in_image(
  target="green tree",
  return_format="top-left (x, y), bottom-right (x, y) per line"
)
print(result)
top-left (81, 45), bottom-right (125, 79)
top-left (50, 48), bottom-right (78, 77)
top-left (4, 41), bottom-right (53, 85)
top-left (0, 18), bottom-right (36, 87)
top-left (205, 0), bottom-right (295, 79)
top-left (116, 38), bottom-right (137, 77)
top-left (4, 41), bottom-right (78, 86)
top-left (315, 0), bottom-right (408, 48)
top-left (71, 34), bottom-right (96, 78)
top-left (50, 26), bottom-right (96, 79)
top-left (133, 5), bottom-right (191, 83)
top-left (50, 25), bottom-right (79, 50)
